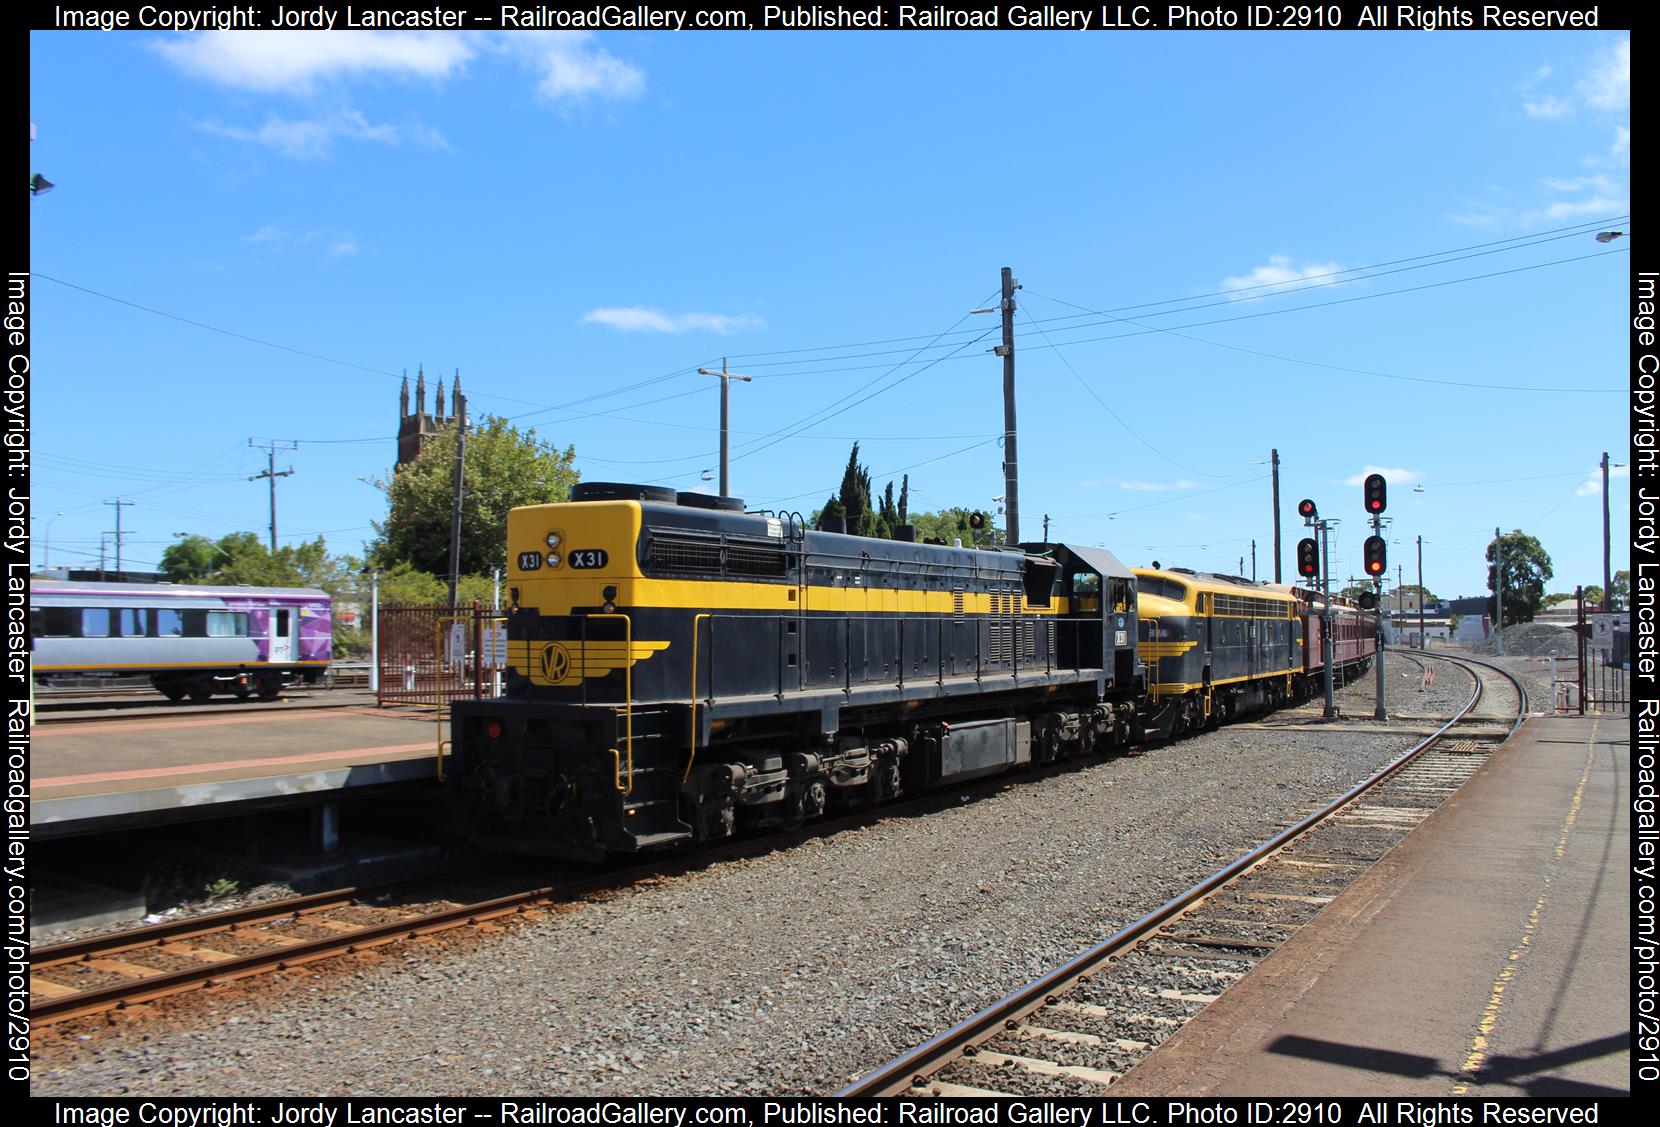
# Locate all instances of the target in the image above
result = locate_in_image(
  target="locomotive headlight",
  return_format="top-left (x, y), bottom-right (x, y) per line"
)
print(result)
top-left (546, 551), bottom-right (563, 569)
top-left (545, 530), bottom-right (563, 550)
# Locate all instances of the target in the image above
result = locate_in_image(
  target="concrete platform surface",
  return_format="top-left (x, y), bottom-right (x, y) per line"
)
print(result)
top-left (1112, 713), bottom-right (1630, 1098)
top-left (31, 707), bottom-right (449, 837)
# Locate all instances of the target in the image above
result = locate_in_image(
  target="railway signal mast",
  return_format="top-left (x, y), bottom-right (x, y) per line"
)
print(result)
top-left (1363, 473), bottom-right (1388, 721)
top-left (1297, 498), bottom-right (1337, 720)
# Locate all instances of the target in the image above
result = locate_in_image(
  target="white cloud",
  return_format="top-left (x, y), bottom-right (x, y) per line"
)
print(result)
top-left (1219, 256), bottom-right (1345, 301)
top-left (155, 31), bottom-right (644, 109)
top-left (1343, 465), bottom-right (1419, 486)
top-left (1118, 479), bottom-right (1197, 492)
top-left (493, 33), bottom-right (645, 104)
top-left (1542, 173), bottom-right (1617, 194)
top-left (198, 108), bottom-right (438, 159)
top-left (1529, 195), bottom-right (1628, 222)
top-left (1577, 39), bottom-right (1629, 111)
top-left (155, 31), bottom-right (474, 94)
top-left (582, 307), bottom-right (765, 335)
top-left (1524, 96), bottom-right (1571, 120)
top-left (1575, 463), bottom-right (1629, 496)
top-left (1612, 126), bottom-right (1631, 163)
top-left (243, 224), bottom-right (361, 258)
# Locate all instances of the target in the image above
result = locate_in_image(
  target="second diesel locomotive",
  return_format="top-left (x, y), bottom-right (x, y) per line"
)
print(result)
top-left (450, 485), bottom-right (1374, 860)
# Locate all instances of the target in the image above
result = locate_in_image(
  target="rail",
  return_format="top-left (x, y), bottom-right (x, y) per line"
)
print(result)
top-left (839, 652), bottom-right (1524, 1096)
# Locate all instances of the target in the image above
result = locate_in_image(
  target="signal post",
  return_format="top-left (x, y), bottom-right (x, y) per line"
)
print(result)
top-left (1296, 499), bottom-right (1337, 720)
top-left (1363, 473), bottom-right (1388, 721)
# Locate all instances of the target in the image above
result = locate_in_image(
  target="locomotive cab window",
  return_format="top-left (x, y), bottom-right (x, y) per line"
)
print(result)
top-left (1109, 579), bottom-right (1131, 614)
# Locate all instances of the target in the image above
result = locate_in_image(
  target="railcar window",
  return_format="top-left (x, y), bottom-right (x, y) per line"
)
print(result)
top-left (118, 609), bottom-right (151, 637)
top-left (276, 609), bottom-right (292, 638)
top-left (182, 610), bottom-right (208, 638)
top-left (36, 607), bottom-right (75, 637)
top-left (206, 611), bottom-right (249, 638)
top-left (80, 608), bottom-right (111, 638)
top-left (157, 609), bottom-right (184, 637)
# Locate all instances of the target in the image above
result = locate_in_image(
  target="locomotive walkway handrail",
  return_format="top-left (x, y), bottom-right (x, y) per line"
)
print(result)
top-left (838, 654), bottom-right (1518, 1096)
top-left (590, 612), bottom-right (635, 793)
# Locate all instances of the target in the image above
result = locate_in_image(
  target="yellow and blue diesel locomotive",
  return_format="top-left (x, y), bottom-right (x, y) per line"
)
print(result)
top-left (451, 484), bottom-right (1144, 860)
top-left (1133, 569), bottom-right (1378, 738)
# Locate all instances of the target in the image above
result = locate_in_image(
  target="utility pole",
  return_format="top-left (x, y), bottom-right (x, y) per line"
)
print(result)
top-left (1271, 448), bottom-right (1282, 582)
top-left (1417, 535), bottom-right (1425, 649)
top-left (1494, 527), bottom-right (1504, 656)
top-left (249, 439), bottom-right (298, 552)
top-left (1602, 451), bottom-right (1612, 611)
top-left (447, 393), bottom-right (468, 607)
top-left (103, 498), bottom-right (134, 574)
top-left (1042, 513), bottom-right (1050, 541)
top-left (998, 266), bottom-right (1021, 545)
top-left (1251, 539), bottom-right (1256, 582)
top-left (696, 359), bottom-right (752, 497)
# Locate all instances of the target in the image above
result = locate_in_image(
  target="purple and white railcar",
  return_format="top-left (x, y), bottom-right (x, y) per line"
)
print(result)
top-left (30, 579), bottom-right (332, 701)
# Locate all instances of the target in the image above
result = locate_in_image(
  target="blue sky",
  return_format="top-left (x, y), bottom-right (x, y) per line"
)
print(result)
top-left (28, 28), bottom-right (1631, 600)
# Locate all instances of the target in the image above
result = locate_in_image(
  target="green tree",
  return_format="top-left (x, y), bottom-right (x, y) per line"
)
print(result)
top-left (370, 415), bottom-right (578, 577)
top-left (159, 535), bottom-right (235, 582)
top-left (1486, 530), bottom-right (1553, 628)
top-left (907, 507), bottom-right (981, 545)
top-left (1581, 585), bottom-right (1606, 609)
top-left (1611, 569), bottom-right (1630, 610)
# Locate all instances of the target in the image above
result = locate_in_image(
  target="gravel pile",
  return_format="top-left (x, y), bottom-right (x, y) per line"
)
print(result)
top-left (30, 669), bottom-right (1475, 1098)
top-left (1471, 622), bottom-right (1584, 658)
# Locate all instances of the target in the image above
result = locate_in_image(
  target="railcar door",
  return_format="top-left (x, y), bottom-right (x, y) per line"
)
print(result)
top-left (269, 608), bottom-right (295, 664)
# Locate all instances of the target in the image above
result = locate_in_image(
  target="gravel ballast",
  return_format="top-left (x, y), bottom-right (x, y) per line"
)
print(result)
top-left (32, 650), bottom-right (1535, 1097)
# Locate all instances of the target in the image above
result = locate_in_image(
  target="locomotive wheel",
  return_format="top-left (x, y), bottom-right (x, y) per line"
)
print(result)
top-left (255, 674), bottom-right (282, 701)
top-left (154, 679), bottom-right (186, 702)
top-left (233, 683), bottom-right (253, 701)
top-left (187, 680), bottom-right (213, 703)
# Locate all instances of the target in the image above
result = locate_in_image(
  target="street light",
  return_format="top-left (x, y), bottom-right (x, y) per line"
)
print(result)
top-left (1595, 230), bottom-right (1625, 243)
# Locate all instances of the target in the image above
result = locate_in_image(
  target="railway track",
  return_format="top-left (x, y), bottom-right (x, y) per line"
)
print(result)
top-left (32, 659), bottom-right (1506, 1033)
top-left (838, 652), bottom-right (1527, 1096)
top-left (34, 687), bottom-right (374, 720)
top-left (29, 750), bottom-right (1127, 1028)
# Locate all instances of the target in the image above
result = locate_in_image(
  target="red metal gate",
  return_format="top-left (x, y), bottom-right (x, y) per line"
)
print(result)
top-left (375, 603), bottom-right (507, 708)
top-left (1551, 588), bottom-right (1629, 714)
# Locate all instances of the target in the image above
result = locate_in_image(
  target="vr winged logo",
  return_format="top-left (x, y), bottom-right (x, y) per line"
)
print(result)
top-left (508, 639), bottom-right (670, 687)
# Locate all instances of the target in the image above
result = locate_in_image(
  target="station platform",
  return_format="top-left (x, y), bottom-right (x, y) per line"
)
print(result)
top-left (30, 705), bottom-right (450, 839)
top-left (1112, 712), bottom-right (1630, 1098)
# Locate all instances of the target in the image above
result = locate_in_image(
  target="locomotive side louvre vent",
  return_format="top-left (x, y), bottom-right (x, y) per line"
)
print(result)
top-left (646, 532), bottom-right (789, 579)
top-left (649, 535), bottom-right (722, 574)
top-left (725, 542), bottom-right (789, 578)
top-left (953, 589), bottom-right (965, 619)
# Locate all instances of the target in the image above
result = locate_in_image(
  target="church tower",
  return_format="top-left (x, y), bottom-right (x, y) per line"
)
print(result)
top-left (396, 365), bottom-right (462, 470)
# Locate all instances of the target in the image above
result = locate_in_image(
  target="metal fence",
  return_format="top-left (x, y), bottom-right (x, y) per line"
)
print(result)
top-left (1550, 587), bottom-right (1628, 714)
top-left (375, 603), bottom-right (507, 708)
